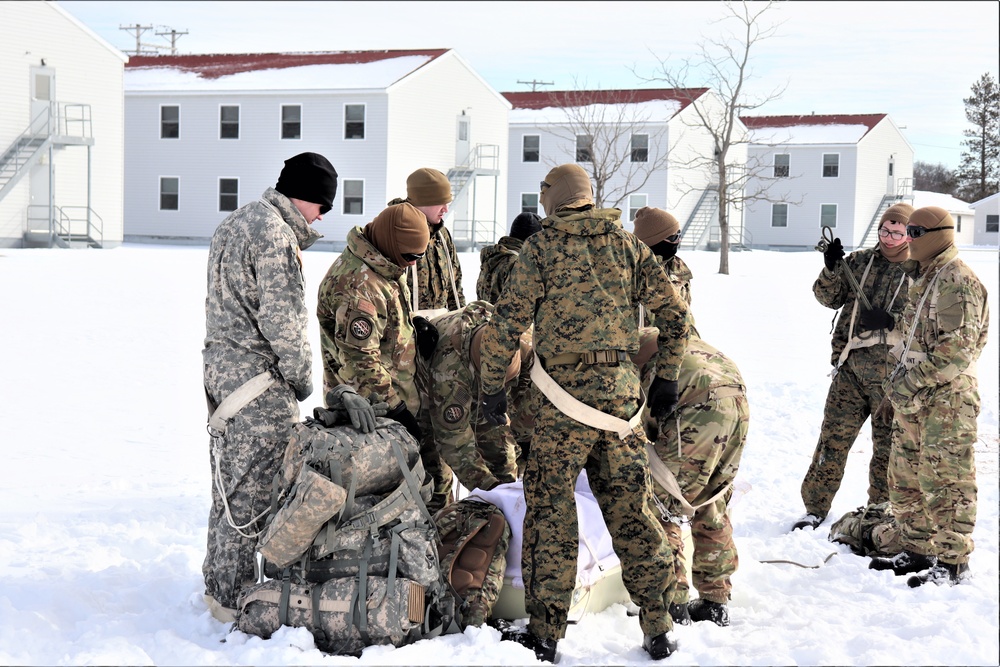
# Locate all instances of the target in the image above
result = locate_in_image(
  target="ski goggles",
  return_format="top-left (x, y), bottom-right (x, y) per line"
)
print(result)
top-left (906, 225), bottom-right (953, 239)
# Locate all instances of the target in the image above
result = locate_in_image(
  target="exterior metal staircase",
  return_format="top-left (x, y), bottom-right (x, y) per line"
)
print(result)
top-left (447, 143), bottom-right (501, 249)
top-left (858, 178), bottom-right (914, 249)
top-left (679, 187), bottom-right (719, 249)
top-left (1, 103), bottom-right (101, 248)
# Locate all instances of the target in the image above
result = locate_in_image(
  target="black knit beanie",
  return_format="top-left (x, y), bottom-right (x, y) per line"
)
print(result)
top-left (275, 152), bottom-right (338, 213)
top-left (509, 212), bottom-right (543, 241)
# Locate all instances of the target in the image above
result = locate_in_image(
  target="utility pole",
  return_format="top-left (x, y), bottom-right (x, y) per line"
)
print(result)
top-left (118, 24), bottom-right (155, 56)
top-left (517, 79), bottom-right (554, 93)
top-left (155, 27), bottom-right (189, 55)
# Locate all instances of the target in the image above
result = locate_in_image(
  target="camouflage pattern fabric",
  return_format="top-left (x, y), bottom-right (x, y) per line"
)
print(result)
top-left (637, 254), bottom-right (699, 336)
top-left (645, 336), bottom-right (747, 605)
top-left (887, 246), bottom-right (989, 565)
top-left (479, 207), bottom-right (691, 642)
top-left (410, 224), bottom-right (466, 312)
top-left (828, 502), bottom-right (903, 557)
top-left (316, 226), bottom-right (420, 414)
top-left (800, 248), bottom-right (909, 517)
top-left (415, 302), bottom-right (520, 513)
top-left (202, 187), bottom-right (321, 608)
top-left (476, 235), bottom-right (523, 303)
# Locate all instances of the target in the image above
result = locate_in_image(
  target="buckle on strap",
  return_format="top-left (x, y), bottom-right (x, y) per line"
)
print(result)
top-left (580, 350), bottom-right (628, 365)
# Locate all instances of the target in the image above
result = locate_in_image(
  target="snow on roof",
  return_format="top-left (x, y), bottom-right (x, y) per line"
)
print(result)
top-left (913, 190), bottom-right (974, 213)
top-left (742, 114), bottom-right (886, 146)
top-left (503, 88), bottom-right (706, 125)
top-left (124, 50), bottom-right (448, 92)
top-left (969, 191), bottom-right (1000, 208)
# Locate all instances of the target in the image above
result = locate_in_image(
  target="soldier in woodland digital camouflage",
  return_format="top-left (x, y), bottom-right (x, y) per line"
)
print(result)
top-left (476, 211), bottom-right (543, 304)
top-left (202, 152), bottom-right (337, 621)
top-left (792, 203), bottom-right (914, 531)
top-left (316, 202), bottom-right (431, 442)
top-left (477, 164), bottom-right (690, 662)
top-left (631, 207), bottom-right (695, 321)
top-left (868, 206), bottom-right (989, 587)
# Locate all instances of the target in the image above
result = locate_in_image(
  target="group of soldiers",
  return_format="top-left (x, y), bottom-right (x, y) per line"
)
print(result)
top-left (200, 150), bottom-right (986, 662)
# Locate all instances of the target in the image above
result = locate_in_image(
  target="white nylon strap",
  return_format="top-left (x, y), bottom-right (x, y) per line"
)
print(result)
top-left (207, 371), bottom-right (276, 435)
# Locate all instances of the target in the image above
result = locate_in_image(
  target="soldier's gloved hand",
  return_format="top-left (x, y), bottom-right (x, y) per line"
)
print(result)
top-left (387, 402), bottom-right (422, 440)
top-left (480, 389), bottom-right (508, 427)
top-left (648, 378), bottom-right (679, 420)
top-left (294, 381), bottom-right (313, 402)
top-left (326, 385), bottom-right (378, 433)
top-left (823, 237), bottom-right (845, 271)
top-left (859, 307), bottom-right (894, 332)
top-left (412, 316), bottom-right (439, 361)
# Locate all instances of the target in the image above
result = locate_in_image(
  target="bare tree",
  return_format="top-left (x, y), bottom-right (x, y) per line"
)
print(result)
top-left (538, 87), bottom-right (673, 210)
top-left (913, 161), bottom-right (958, 196)
top-left (636, 0), bottom-right (785, 275)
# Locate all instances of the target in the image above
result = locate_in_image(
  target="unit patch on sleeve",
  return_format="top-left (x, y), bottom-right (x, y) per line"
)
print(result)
top-left (349, 316), bottom-right (374, 341)
top-left (443, 404), bottom-right (465, 424)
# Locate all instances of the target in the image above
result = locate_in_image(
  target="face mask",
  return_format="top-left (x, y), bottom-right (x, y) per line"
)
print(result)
top-left (650, 239), bottom-right (679, 262)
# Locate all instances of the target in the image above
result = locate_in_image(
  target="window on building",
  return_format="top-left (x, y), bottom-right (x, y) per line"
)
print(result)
top-left (628, 194), bottom-right (648, 222)
top-left (987, 214), bottom-right (999, 233)
top-left (774, 154), bottom-right (789, 178)
top-left (822, 153), bottom-right (839, 178)
top-left (821, 204), bottom-right (838, 228)
top-left (955, 214), bottom-right (962, 232)
top-left (161, 106), bottom-right (179, 139)
top-left (160, 177), bottom-right (178, 210)
top-left (345, 104), bottom-right (365, 140)
top-left (458, 118), bottom-right (469, 142)
top-left (281, 105), bottom-right (301, 139)
top-left (631, 134), bottom-right (648, 163)
top-left (771, 203), bottom-right (788, 227)
top-left (576, 135), bottom-right (593, 162)
top-left (343, 179), bottom-right (364, 215)
top-left (522, 135), bottom-right (540, 162)
top-left (522, 193), bottom-right (539, 215)
top-left (219, 105), bottom-right (239, 139)
top-left (888, 162), bottom-right (894, 176)
top-left (219, 178), bottom-right (239, 212)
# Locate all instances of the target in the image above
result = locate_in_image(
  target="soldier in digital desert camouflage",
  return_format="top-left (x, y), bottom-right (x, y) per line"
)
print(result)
top-left (477, 163), bottom-right (691, 663)
top-left (202, 152), bottom-right (337, 621)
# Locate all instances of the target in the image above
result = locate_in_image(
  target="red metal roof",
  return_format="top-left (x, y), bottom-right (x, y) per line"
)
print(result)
top-left (126, 50), bottom-right (450, 79)
top-left (740, 113), bottom-right (887, 137)
top-left (502, 88), bottom-right (710, 115)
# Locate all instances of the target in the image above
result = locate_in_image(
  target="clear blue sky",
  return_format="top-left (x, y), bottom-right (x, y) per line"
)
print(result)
top-left (60, 0), bottom-right (999, 171)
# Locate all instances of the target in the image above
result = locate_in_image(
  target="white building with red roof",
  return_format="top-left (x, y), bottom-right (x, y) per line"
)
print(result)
top-left (123, 49), bottom-right (510, 249)
top-left (740, 113), bottom-right (913, 250)
top-left (503, 88), bottom-right (749, 250)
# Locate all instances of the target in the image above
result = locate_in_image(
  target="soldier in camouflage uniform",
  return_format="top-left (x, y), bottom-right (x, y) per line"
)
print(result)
top-left (477, 164), bottom-right (691, 662)
top-left (316, 202), bottom-right (430, 441)
top-left (202, 152), bottom-right (337, 620)
top-left (414, 301), bottom-right (527, 512)
top-left (792, 204), bottom-right (914, 531)
top-left (869, 206), bottom-right (989, 587)
top-left (476, 212), bottom-right (543, 304)
top-left (636, 329), bottom-right (748, 628)
top-left (388, 168), bottom-right (465, 315)
top-left (632, 207), bottom-right (694, 309)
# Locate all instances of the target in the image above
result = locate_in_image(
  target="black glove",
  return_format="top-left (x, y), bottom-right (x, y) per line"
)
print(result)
top-left (326, 385), bottom-right (378, 433)
top-left (648, 377), bottom-right (679, 420)
top-left (387, 402), bottom-right (422, 441)
top-left (823, 238), bottom-right (845, 271)
top-left (859, 307), bottom-right (895, 332)
top-left (412, 316), bottom-right (439, 361)
top-left (294, 382), bottom-right (313, 402)
top-left (480, 389), bottom-right (508, 427)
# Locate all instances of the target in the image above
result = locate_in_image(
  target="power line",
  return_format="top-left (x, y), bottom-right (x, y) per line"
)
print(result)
top-left (517, 79), bottom-right (554, 93)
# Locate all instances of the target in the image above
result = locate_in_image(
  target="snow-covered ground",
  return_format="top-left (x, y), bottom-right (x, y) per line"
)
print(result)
top-left (0, 241), bottom-right (996, 665)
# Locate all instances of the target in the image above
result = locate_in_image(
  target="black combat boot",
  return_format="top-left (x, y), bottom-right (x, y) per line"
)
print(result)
top-left (643, 632), bottom-right (678, 659)
top-left (687, 598), bottom-right (730, 627)
top-left (868, 549), bottom-right (937, 576)
top-left (791, 513), bottom-right (824, 531)
top-left (907, 561), bottom-right (970, 588)
top-left (669, 601), bottom-right (691, 625)
top-left (499, 624), bottom-right (558, 663)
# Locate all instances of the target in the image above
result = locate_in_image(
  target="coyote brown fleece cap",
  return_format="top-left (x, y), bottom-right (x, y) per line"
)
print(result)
top-left (363, 202), bottom-right (430, 267)
top-left (878, 202), bottom-right (913, 262)
top-left (879, 202), bottom-right (914, 228)
top-left (540, 164), bottom-right (594, 215)
top-left (907, 206), bottom-right (955, 263)
top-left (275, 152), bottom-right (338, 213)
top-left (406, 168), bottom-right (453, 206)
top-left (633, 207), bottom-right (680, 246)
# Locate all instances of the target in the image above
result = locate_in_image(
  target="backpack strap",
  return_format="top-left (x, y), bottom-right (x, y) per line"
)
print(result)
top-left (206, 371), bottom-right (275, 437)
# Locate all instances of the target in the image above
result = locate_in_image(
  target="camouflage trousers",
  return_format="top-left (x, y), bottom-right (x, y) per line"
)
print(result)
top-left (652, 393), bottom-right (748, 604)
top-left (523, 365), bottom-right (676, 642)
top-left (801, 346), bottom-right (893, 517)
top-left (888, 376), bottom-right (979, 564)
top-left (203, 383), bottom-right (297, 608)
top-left (418, 432), bottom-right (455, 516)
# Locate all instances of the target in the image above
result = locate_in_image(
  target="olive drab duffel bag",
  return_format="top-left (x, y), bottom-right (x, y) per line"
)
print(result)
top-left (237, 408), bottom-right (459, 655)
top-left (828, 502), bottom-right (903, 557)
